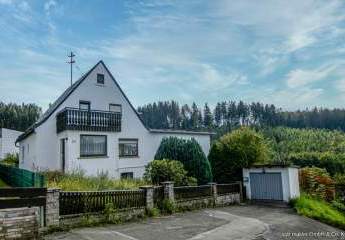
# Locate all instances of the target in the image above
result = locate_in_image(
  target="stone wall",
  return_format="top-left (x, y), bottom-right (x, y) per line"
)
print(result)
top-left (0, 207), bottom-right (39, 239)
top-left (216, 193), bottom-right (241, 206)
top-left (59, 208), bottom-right (146, 227)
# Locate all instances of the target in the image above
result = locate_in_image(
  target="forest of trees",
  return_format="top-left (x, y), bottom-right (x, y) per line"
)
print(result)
top-left (0, 102), bottom-right (41, 131)
top-left (138, 100), bottom-right (345, 135)
top-left (2, 99), bottom-right (345, 134)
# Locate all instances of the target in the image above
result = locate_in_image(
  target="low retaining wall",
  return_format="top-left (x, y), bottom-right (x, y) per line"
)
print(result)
top-left (176, 193), bottom-right (240, 210)
top-left (59, 208), bottom-right (146, 227)
top-left (216, 193), bottom-right (241, 206)
top-left (0, 207), bottom-right (39, 240)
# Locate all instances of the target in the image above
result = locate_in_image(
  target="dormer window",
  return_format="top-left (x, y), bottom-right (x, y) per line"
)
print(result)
top-left (97, 74), bottom-right (104, 84)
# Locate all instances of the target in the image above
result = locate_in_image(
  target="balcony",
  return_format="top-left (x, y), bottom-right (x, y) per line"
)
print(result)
top-left (56, 108), bottom-right (121, 133)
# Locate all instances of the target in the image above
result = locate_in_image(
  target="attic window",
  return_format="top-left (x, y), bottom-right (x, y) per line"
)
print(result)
top-left (97, 74), bottom-right (104, 84)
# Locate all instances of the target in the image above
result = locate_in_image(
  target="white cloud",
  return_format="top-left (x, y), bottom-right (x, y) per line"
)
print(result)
top-left (286, 66), bottom-right (336, 88)
top-left (335, 79), bottom-right (345, 92)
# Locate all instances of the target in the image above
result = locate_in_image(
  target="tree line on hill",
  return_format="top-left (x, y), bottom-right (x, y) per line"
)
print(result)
top-left (2, 99), bottom-right (345, 134)
top-left (0, 102), bottom-right (41, 131)
top-left (138, 100), bottom-right (345, 133)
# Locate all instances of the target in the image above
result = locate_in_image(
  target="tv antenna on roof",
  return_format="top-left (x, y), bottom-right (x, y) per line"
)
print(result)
top-left (67, 51), bottom-right (75, 86)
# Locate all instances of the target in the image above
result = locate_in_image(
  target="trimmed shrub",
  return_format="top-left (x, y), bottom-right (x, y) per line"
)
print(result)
top-left (154, 137), bottom-right (212, 184)
top-left (299, 167), bottom-right (335, 201)
top-left (208, 127), bottom-right (270, 182)
top-left (144, 159), bottom-right (196, 186)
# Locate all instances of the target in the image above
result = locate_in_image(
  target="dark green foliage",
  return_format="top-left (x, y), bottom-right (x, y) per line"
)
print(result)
top-left (0, 102), bottom-right (41, 131)
top-left (209, 127), bottom-right (271, 183)
top-left (154, 137), bottom-right (213, 184)
top-left (143, 159), bottom-right (197, 186)
top-left (138, 100), bottom-right (345, 133)
top-left (287, 152), bottom-right (345, 176)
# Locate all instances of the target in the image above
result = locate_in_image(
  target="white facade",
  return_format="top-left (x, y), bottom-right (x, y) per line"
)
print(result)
top-left (0, 128), bottom-right (22, 159)
top-left (17, 61), bottom-right (212, 178)
top-left (243, 166), bottom-right (300, 202)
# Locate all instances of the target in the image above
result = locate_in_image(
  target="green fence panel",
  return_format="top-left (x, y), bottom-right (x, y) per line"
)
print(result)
top-left (0, 164), bottom-right (45, 187)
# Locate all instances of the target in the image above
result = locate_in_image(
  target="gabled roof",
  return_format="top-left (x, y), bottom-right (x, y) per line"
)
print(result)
top-left (17, 60), bottom-right (149, 142)
top-left (16, 60), bottom-right (215, 143)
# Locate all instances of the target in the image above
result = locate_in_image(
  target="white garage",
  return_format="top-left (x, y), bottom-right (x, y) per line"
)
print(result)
top-left (243, 165), bottom-right (300, 202)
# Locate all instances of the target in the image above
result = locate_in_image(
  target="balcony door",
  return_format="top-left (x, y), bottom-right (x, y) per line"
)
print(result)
top-left (79, 101), bottom-right (90, 111)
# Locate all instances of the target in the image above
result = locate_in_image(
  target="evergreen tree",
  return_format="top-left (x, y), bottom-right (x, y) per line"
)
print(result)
top-left (203, 103), bottom-right (213, 129)
top-left (154, 137), bottom-right (213, 184)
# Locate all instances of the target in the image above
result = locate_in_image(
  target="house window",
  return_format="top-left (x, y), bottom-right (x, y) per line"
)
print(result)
top-left (109, 104), bottom-right (122, 113)
top-left (119, 139), bottom-right (138, 157)
top-left (97, 74), bottom-right (104, 84)
top-left (121, 172), bottom-right (134, 179)
top-left (79, 101), bottom-right (90, 111)
top-left (80, 135), bottom-right (107, 157)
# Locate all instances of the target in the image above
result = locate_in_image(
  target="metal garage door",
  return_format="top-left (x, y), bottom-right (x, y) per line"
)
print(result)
top-left (250, 173), bottom-right (283, 200)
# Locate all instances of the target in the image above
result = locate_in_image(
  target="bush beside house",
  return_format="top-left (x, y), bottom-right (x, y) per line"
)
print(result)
top-left (154, 137), bottom-right (212, 184)
top-left (209, 127), bottom-right (271, 182)
top-left (143, 159), bottom-right (197, 186)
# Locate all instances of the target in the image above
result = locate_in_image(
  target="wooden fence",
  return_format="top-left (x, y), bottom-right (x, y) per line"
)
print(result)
top-left (174, 185), bottom-right (212, 201)
top-left (0, 187), bottom-right (47, 209)
top-left (0, 164), bottom-right (45, 187)
top-left (217, 183), bottom-right (241, 196)
top-left (59, 189), bottom-right (146, 215)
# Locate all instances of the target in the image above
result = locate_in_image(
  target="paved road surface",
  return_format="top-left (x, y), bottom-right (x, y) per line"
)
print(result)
top-left (45, 205), bottom-right (343, 240)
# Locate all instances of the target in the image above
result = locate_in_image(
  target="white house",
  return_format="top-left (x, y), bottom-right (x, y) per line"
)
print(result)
top-left (0, 128), bottom-right (22, 160)
top-left (16, 61), bottom-right (213, 179)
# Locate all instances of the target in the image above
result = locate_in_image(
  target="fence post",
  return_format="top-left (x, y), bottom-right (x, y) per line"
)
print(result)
top-left (46, 188), bottom-right (60, 227)
top-left (237, 181), bottom-right (243, 202)
top-left (162, 181), bottom-right (174, 202)
top-left (208, 182), bottom-right (218, 205)
top-left (140, 186), bottom-right (154, 210)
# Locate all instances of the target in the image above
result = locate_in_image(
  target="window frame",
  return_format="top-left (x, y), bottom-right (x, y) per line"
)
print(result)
top-left (80, 134), bottom-right (107, 157)
top-left (97, 73), bottom-right (105, 84)
top-left (79, 100), bottom-right (91, 111)
top-left (109, 103), bottom-right (122, 113)
top-left (120, 172), bottom-right (134, 179)
top-left (119, 138), bottom-right (139, 158)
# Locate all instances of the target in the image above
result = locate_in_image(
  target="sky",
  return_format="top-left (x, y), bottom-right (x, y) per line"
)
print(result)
top-left (1, 0), bottom-right (345, 111)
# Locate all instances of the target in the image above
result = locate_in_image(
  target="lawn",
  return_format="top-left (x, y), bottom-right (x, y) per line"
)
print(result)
top-left (291, 194), bottom-right (345, 230)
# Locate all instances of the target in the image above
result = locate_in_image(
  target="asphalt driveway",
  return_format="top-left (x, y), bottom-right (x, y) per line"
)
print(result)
top-left (45, 205), bottom-right (344, 240)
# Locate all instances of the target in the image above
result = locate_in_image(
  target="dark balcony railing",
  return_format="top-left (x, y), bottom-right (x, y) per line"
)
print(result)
top-left (56, 108), bottom-right (121, 133)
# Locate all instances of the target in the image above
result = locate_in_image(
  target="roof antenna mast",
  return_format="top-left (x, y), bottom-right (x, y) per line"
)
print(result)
top-left (67, 51), bottom-right (75, 86)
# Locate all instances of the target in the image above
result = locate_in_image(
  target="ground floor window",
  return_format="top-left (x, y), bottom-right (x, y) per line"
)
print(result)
top-left (119, 139), bottom-right (138, 157)
top-left (80, 135), bottom-right (107, 157)
top-left (121, 172), bottom-right (134, 179)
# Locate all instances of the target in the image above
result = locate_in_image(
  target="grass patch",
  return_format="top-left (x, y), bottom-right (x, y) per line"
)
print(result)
top-left (291, 194), bottom-right (345, 229)
top-left (44, 170), bottom-right (149, 191)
